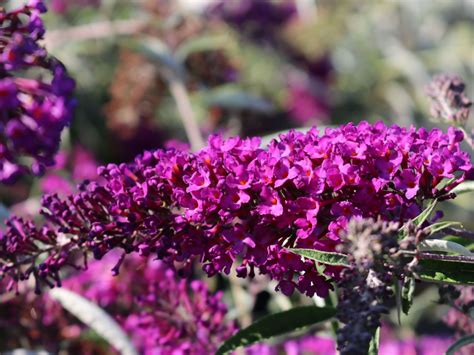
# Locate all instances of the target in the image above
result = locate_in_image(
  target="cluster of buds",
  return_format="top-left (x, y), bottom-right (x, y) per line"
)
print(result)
top-left (426, 74), bottom-right (472, 125)
top-left (336, 218), bottom-right (417, 355)
top-left (0, 0), bottom-right (76, 183)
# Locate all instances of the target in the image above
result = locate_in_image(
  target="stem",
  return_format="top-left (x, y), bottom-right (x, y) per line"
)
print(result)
top-left (325, 291), bottom-right (339, 336)
top-left (167, 76), bottom-right (205, 151)
top-left (228, 272), bottom-right (252, 329)
top-left (417, 252), bottom-right (474, 263)
top-left (442, 227), bottom-right (474, 242)
top-left (459, 126), bottom-right (474, 150)
top-left (368, 327), bottom-right (380, 355)
top-left (44, 19), bottom-right (147, 49)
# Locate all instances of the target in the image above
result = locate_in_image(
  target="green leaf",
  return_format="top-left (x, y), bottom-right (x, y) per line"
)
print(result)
top-left (452, 181), bottom-right (474, 195)
top-left (216, 306), bottom-right (336, 354)
top-left (411, 199), bottom-right (438, 227)
top-left (418, 259), bottom-right (474, 285)
top-left (425, 221), bottom-right (462, 235)
top-left (418, 239), bottom-right (473, 256)
top-left (289, 248), bottom-right (349, 267)
top-left (444, 236), bottom-right (474, 251)
top-left (198, 85), bottom-right (273, 112)
top-left (137, 37), bottom-right (185, 78)
top-left (49, 288), bottom-right (137, 355)
top-left (394, 280), bottom-right (402, 324)
top-left (175, 34), bottom-right (229, 61)
top-left (368, 327), bottom-right (380, 355)
top-left (446, 334), bottom-right (474, 355)
top-left (402, 276), bottom-right (416, 315)
top-left (435, 177), bottom-right (457, 190)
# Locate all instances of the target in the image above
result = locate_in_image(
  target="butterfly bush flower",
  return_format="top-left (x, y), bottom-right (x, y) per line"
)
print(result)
top-left (0, 252), bottom-right (235, 354)
top-left (0, 1), bottom-right (75, 183)
top-left (0, 122), bottom-right (471, 297)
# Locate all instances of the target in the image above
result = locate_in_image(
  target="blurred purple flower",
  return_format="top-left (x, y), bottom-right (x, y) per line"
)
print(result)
top-left (0, 1), bottom-right (75, 184)
top-left (0, 252), bottom-right (235, 353)
top-left (246, 333), bottom-right (452, 355)
top-left (443, 287), bottom-right (474, 355)
top-left (208, 0), bottom-right (296, 41)
top-left (286, 81), bottom-right (330, 124)
top-left (39, 145), bottom-right (99, 197)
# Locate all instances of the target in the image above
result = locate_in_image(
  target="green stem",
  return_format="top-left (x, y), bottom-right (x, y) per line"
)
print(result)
top-left (368, 327), bottom-right (380, 355)
top-left (458, 126), bottom-right (474, 150)
top-left (325, 291), bottom-right (339, 337)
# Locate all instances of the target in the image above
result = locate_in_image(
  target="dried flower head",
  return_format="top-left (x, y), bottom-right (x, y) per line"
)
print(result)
top-left (336, 218), bottom-right (417, 355)
top-left (426, 74), bottom-right (472, 125)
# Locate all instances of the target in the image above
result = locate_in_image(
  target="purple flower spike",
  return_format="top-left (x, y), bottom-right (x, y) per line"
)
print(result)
top-left (0, 122), bottom-right (471, 298)
top-left (0, 1), bottom-right (75, 184)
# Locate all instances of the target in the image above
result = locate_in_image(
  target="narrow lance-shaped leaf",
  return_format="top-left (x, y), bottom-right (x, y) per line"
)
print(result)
top-left (418, 239), bottom-right (473, 256)
top-left (216, 306), bottom-right (336, 355)
top-left (435, 177), bottom-right (457, 190)
top-left (402, 276), bottom-right (416, 315)
top-left (444, 235), bottom-right (474, 251)
top-left (174, 34), bottom-right (229, 61)
top-left (411, 199), bottom-right (438, 227)
top-left (425, 221), bottom-right (462, 235)
top-left (368, 327), bottom-right (380, 355)
top-left (289, 248), bottom-right (349, 267)
top-left (49, 288), bottom-right (138, 355)
top-left (394, 280), bottom-right (402, 324)
top-left (451, 181), bottom-right (474, 195)
top-left (199, 85), bottom-right (274, 113)
top-left (446, 334), bottom-right (474, 355)
top-left (417, 259), bottom-right (474, 285)
top-left (137, 37), bottom-right (185, 79)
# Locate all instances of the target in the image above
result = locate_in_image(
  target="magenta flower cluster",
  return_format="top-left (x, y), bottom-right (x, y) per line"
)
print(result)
top-left (0, 250), bottom-right (452, 354)
top-left (0, 0), bottom-right (75, 183)
top-left (246, 334), bottom-right (453, 355)
top-left (65, 253), bottom-right (235, 354)
top-left (0, 252), bottom-right (235, 353)
top-left (0, 122), bottom-right (471, 297)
